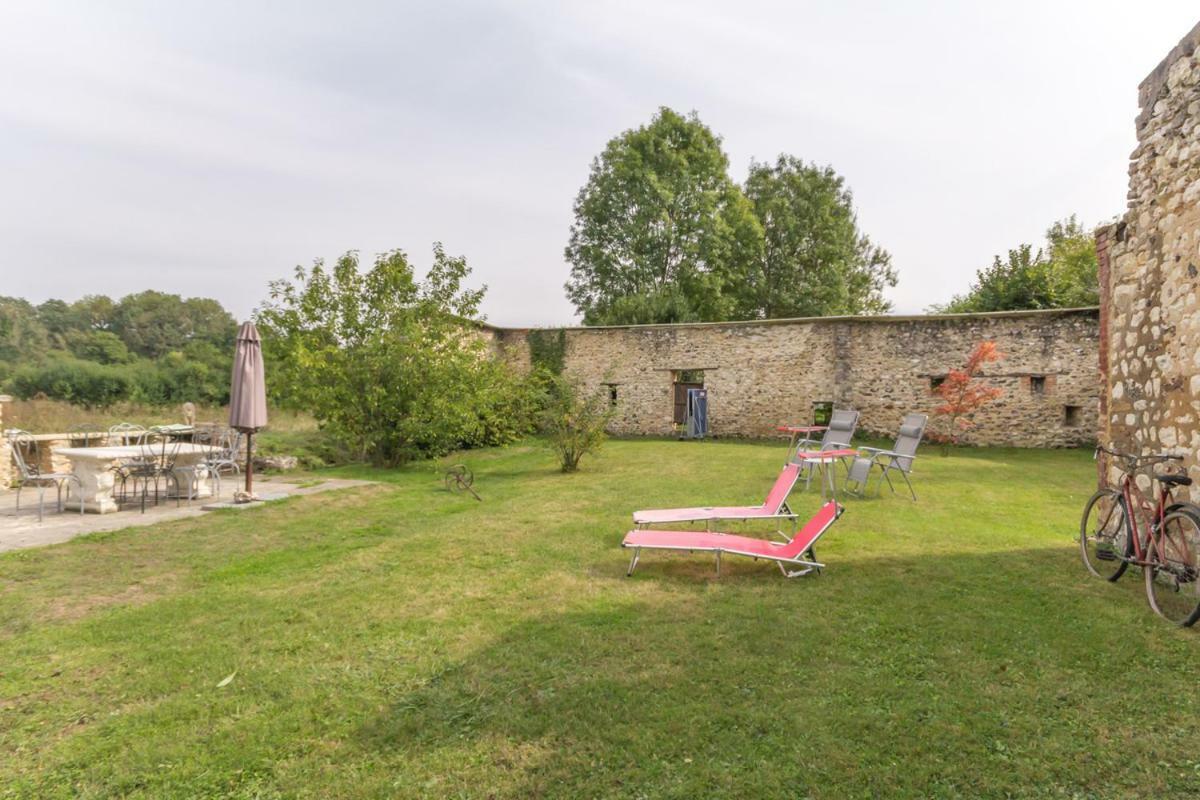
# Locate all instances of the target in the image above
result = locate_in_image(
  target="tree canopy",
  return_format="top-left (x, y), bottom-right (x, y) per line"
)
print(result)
top-left (563, 108), bottom-right (895, 324)
top-left (935, 217), bottom-right (1099, 313)
top-left (564, 108), bottom-right (762, 325)
top-left (0, 292), bottom-right (240, 406)
top-left (738, 156), bottom-right (896, 318)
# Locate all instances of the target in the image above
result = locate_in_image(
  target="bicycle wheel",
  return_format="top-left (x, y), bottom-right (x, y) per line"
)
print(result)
top-left (1080, 489), bottom-right (1131, 581)
top-left (1144, 507), bottom-right (1200, 626)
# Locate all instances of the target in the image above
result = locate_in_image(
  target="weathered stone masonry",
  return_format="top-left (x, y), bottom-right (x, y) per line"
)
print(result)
top-left (1098, 19), bottom-right (1200, 500)
top-left (485, 308), bottom-right (1100, 448)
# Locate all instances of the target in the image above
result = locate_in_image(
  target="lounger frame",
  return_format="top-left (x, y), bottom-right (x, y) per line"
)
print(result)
top-left (624, 502), bottom-right (844, 579)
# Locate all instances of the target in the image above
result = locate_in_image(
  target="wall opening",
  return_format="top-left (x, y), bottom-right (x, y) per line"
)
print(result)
top-left (606, 384), bottom-right (619, 407)
top-left (929, 375), bottom-right (946, 394)
top-left (1064, 405), bottom-right (1081, 427)
top-left (812, 400), bottom-right (833, 427)
top-left (1030, 375), bottom-right (1046, 395)
top-left (672, 370), bottom-right (704, 425)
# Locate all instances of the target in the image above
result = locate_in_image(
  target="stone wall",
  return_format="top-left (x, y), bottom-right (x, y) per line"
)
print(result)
top-left (490, 308), bottom-right (1100, 447)
top-left (1098, 20), bottom-right (1200, 499)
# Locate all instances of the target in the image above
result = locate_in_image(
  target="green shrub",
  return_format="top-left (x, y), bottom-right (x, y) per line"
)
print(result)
top-left (8, 356), bottom-right (134, 408)
top-left (538, 373), bottom-right (616, 472)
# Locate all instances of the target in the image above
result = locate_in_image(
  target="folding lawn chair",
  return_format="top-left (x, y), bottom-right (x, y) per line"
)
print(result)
top-left (793, 408), bottom-right (859, 491)
top-left (623, 500), bottom-right (844, 579)
top-left (632, 462), bottom-right (803, 529)
top-left (843, 413), bottom-right (928, 501)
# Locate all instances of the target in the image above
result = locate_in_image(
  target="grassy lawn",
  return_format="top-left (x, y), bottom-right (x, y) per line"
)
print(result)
top-left (2, 439), bottom-right (1198, 798)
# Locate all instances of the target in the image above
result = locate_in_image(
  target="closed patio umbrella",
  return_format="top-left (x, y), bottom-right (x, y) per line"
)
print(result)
top-left (229, 321), bottom-right (268, 498)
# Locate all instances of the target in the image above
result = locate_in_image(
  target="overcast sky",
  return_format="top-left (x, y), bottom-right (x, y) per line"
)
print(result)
top-left (2, 1), bottom-right (1197, 325)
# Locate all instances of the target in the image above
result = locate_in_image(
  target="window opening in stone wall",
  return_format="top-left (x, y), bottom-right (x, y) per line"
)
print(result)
top-left (673, 370), bottom-right (704, 425)
top-left (1064, 405), bottom-right (1081, 427)
top-left (812, 400), bottom-right (833, 427)
top-left (606, 384), bottom-right (619, 407)
top-left (1030, 375), bottom-right (1046, 394)
top-left (929, 375), bottom-right (946, 394)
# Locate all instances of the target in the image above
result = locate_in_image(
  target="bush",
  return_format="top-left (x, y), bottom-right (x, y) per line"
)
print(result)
top-left (258, 245), bottom-right (535, 466)
top-left (8, 356), bottom-right (135, 408)
top-left (538, 373), bottom-right (616, 472)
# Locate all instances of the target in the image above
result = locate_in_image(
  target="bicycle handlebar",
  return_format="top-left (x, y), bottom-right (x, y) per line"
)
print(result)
top-left (1095, 445), bottom-right (1184, 468)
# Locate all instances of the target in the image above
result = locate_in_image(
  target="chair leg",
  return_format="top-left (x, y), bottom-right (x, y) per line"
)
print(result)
top-left (900, 470), bottom-right (917, 501)
top-left (626, 548), bottom-right (640, 577)
top-left (37, 485), bottom-right (46, 523)
top-left (715, 550), bottom-right (722, 577)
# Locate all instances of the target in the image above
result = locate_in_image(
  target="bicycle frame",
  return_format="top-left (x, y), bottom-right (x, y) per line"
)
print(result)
top-left (1115, 472), bottom-right (1173, 567)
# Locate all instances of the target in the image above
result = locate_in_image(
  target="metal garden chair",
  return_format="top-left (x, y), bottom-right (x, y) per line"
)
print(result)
top-left (792, 408), bottom-right (860, 492)
top-left (8, 430), bottom-right (84, 521)
top-left (843, 413), bottom-right (929, 501)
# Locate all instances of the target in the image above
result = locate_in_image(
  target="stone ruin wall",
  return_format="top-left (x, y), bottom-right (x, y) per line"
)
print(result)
top-left (1098, 20), bottom-right (1200, 500)
top-left (489, 308), bottom-right (1100, 448)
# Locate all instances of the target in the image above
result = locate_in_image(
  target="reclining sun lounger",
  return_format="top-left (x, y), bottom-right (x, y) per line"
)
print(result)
top-left (623, 500), bottom-right (843, 578)
top-left (632, 463), bottom-right (802, 528)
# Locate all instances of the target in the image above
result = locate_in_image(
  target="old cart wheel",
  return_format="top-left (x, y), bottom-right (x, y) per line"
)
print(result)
top-left (444, 464), bottom-right (474, 492)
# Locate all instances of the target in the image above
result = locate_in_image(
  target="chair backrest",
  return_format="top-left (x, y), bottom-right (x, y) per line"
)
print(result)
top-left (891, 413), bottom-right (928, 473)
top-left (821, 408), bottom-right (859, 449)
top-left (108, 422), bottom-right (147, 446)
top-left (147, 428), bottom-right (182, 469)
top-left (762, 462), bottom-right (802, 513)
top-left (780, 500), bottom-right (842, 558)
top-left (68, 423), bottom-right (102, 447)
top-left (7, 430), bottom-right (39, 479)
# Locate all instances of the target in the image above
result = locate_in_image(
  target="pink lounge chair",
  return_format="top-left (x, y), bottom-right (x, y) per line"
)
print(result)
top-left (623, 500), bottom-right (843, 578)
top-left (632, 463), bottom-right (802, 528)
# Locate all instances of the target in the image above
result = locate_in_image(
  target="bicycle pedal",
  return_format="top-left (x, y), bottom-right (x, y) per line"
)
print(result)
top-left (1096, 549), bottom-right (1116, 561)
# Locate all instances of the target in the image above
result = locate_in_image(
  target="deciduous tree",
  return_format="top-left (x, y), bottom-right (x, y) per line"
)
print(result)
top-left (564, 108), bottom-right (762, 325)
top-left (932, 341), bottom-right (1004, 452)
top-left (738, 156), bottom-right (896, 318)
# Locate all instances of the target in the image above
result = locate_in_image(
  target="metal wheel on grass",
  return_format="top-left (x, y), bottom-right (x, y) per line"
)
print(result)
top-left (444, 464), bottom-right (481, 501)
top-left (1080, 489), bottom-right (1131, 581)
top-left (1144, 508), bottom-right (1200, 626)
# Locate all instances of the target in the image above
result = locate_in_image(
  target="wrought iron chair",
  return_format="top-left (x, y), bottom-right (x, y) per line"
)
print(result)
top-left (68, 423), bottom-right (103, 448)
top-left (7, 430), bottom-right (84, 521)
top-left (115, 431), bottom-right (182, 513)
top-left (107, 422), bottom-right (147, 447)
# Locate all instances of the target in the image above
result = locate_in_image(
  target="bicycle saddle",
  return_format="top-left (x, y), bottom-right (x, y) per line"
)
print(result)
top-left (1157, 473), bottom-right (1193, 487)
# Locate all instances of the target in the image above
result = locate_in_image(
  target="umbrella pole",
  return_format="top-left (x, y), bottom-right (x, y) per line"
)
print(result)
top-left (245, 431), bottom-right (253, 496)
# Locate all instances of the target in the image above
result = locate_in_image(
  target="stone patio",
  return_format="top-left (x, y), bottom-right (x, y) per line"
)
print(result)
top-left (0, 475), bottom-right (374, 553)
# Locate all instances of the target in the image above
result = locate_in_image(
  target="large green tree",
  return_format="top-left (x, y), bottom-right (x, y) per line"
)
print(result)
top-left (738, 156), bottom-right (896, 318)
top-left (936, 216), bottom-right (1099, 312)
top-left (111, 291), bottom-right (237, 358)
top-left (564, 108), bottom-right (763, 325)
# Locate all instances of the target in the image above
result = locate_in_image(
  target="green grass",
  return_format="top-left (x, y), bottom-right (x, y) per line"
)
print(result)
top-left (1, 439), bottom-right (1198, 798)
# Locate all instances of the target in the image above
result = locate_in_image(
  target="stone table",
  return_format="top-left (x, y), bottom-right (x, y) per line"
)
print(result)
top-left (52, 444), bottom-right (217, 513)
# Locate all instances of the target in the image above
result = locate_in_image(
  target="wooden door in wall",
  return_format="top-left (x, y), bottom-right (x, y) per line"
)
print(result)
top-left (673, 382), bottom-right (703, 425)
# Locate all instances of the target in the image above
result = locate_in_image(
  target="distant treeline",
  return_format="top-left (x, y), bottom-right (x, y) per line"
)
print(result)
top-left (0, 292), bottom-right (238, 407)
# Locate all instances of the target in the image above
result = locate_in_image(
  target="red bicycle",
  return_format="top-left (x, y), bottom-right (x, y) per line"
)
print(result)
top-left (1080, 446), bottom-right (1200, 626)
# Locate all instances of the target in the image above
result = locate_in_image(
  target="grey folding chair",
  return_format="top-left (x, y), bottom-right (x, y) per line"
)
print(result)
top-left (844, 413), bottom-right (928, 501)
top-left (792, 408), bottom-right (859, 492)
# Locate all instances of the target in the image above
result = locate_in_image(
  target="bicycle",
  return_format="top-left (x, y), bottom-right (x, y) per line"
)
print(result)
top-left (1080, 446), bottom-right (1200, 626)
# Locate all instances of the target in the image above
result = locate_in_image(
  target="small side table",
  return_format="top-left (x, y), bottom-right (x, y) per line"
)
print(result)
top-left (794, 448), bottom-right (859, 499)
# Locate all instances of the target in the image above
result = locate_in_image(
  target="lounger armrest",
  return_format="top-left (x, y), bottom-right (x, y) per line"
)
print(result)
top-left (821, 441), bottom-right (852, 451)
top-left (857, 446), bottom-right (886, 455)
